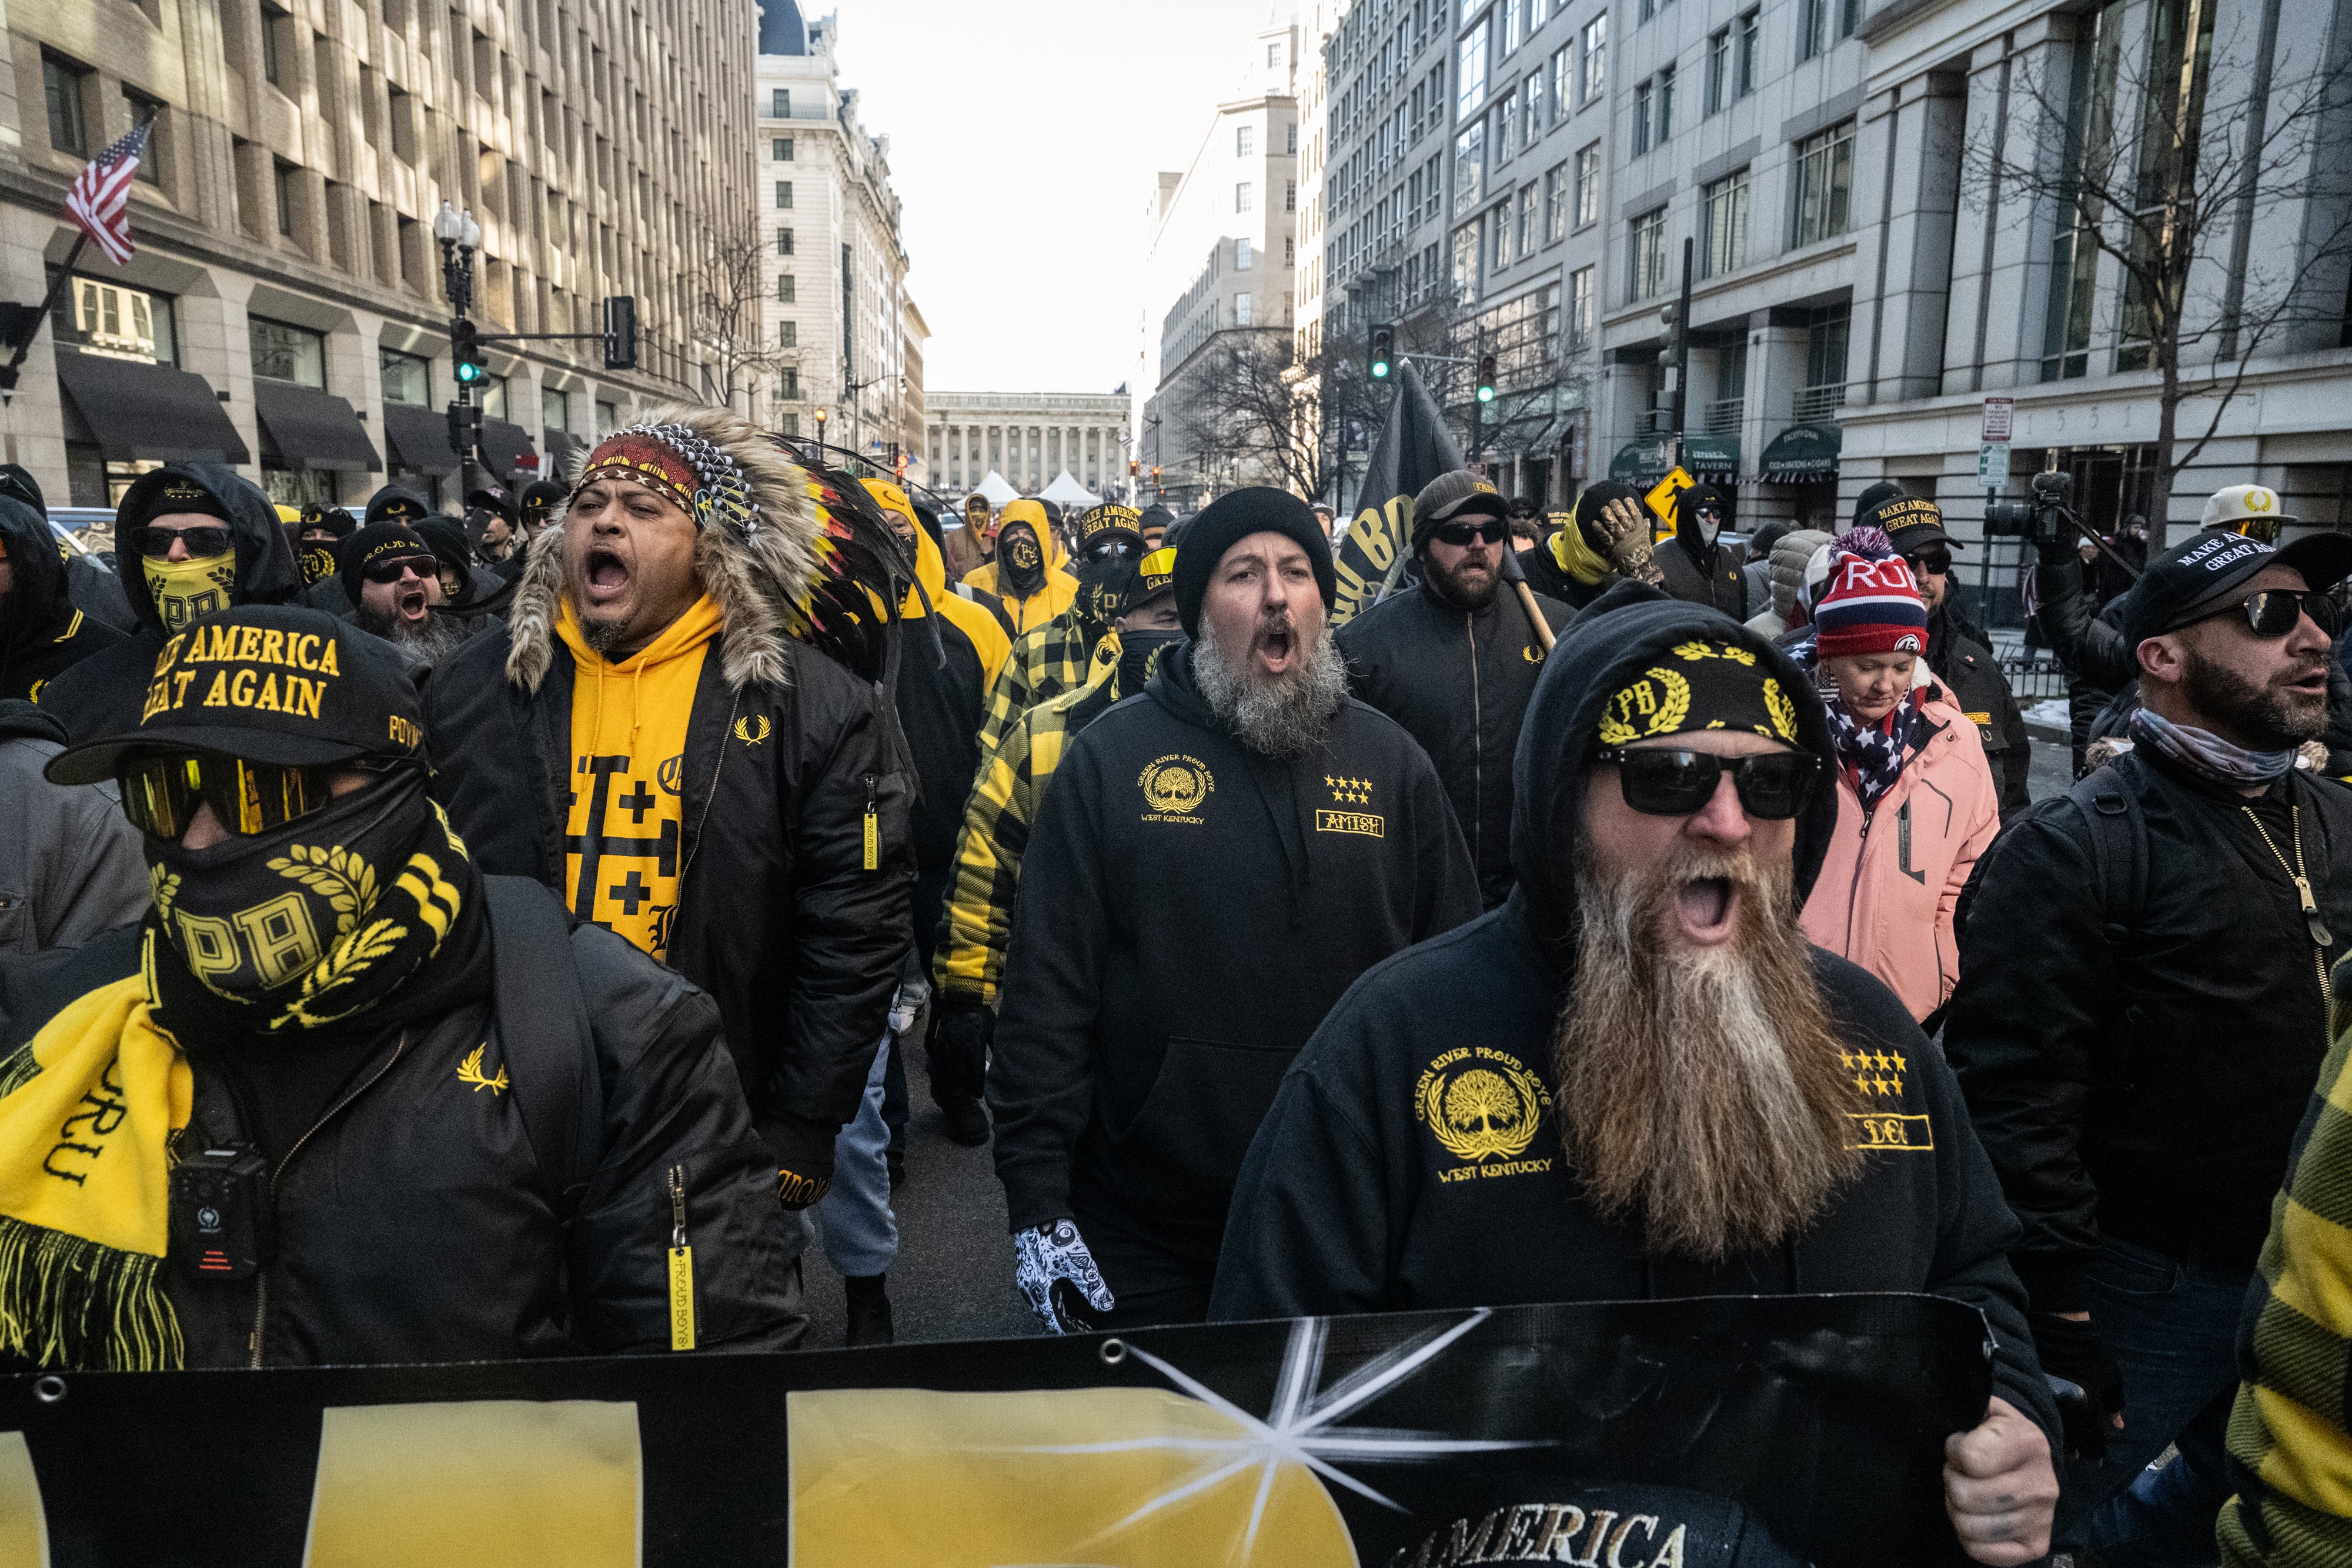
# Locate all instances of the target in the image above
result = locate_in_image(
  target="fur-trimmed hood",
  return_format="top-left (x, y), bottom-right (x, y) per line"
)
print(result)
top-left (505, 404), bottom-right (820, 693)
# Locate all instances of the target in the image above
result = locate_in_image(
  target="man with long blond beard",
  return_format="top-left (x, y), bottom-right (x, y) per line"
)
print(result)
top-left (1212, 586), bottom-right (2062, 1566)
top-left (990, 486), bottom-right (1478, 1334)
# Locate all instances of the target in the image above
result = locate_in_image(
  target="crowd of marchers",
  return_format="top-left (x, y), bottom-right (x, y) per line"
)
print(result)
top-left (2, 414), bottom-right (2350, 1566)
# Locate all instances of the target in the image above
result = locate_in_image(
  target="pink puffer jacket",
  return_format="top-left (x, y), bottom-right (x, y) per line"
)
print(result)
top-left (1799, 683), bottom-right (2002, 1022)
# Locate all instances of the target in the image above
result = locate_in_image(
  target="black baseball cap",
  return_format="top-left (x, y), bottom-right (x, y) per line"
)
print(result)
top-left (465, 486), bottom-right (517, 523)
top-left (46, 604), bottom-right (426, 783)
top-left (2120, 529), bottom-right (2352, 648)
top-left (1415, 470), bottom-right (1512, 527)
top-left (520, 480), bottom-right (569, 521)
top-left (1857, 491), bottom-right (1960, 553)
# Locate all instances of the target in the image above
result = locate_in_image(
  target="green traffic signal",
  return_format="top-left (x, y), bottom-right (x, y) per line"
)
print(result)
top-left (1475, 353), bottom-right (1497, 403)
top-left (1368, 325), bottom-right (1394, 380)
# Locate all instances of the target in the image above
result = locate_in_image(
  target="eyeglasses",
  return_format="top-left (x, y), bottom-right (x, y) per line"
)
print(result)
top-left (1903, 547), bottom-right (1953, 577)
top-left (2194, 588), bottom-right (2339, 638)
top-left (1694, 506), bottom-right (1725, 519)
top-left (2230, 518), bottom-right (2284, 547)
top-left (131, 524), bottom-right (233, 559)
top-left (360, 554), bottom-right (439, 585)
top-left (1432, 518), bottom-right (1509, 547)
top-left (118, 753), bottom-right (393, 839)
top-left (1084, 537), bottom-right (1141, 563)
top-left (1595, 745), bottom-right (1824, 820)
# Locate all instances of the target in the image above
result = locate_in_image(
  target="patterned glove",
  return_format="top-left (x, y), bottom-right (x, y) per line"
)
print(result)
top-left (1595, 495), bottom-right (1664, 586)
top-left (1013, 1218), bottom-right (1115, 1335)
top-left (776, 1168), bottom-right (831, 1211)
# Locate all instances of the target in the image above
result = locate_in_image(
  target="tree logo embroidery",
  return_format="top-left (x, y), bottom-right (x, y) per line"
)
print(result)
top-left (1138, 754), bottom-right (1214, 823)
top-left (1415, 1047), bottom-right (1552, 1176)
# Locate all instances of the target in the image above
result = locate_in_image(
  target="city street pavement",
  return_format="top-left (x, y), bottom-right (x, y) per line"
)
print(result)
top-left (2027, 726), bottom-right (2073, 802)
top-left (797, 1039), bottom-right (1035, 1348)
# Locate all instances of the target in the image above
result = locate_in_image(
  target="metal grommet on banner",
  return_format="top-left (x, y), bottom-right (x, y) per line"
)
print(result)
top-left (32, 1376), bottom-right (66, 1405)
top-left (1098, 1338), bottom-right (1127, 1366)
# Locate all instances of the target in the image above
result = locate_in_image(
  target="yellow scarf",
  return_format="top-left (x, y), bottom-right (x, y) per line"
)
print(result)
top-left (143, 553), bottom-right (238, 636)
top-left (0, 976), bottom-right (191, 1370)
top-left (1549, 518), bottom-right (1616, 588)
top-left (556, 595), bottom-right (722, 958)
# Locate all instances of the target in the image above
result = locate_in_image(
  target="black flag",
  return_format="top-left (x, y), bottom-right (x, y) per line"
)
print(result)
top-left (1332, 358), bottom-right (1464, 626)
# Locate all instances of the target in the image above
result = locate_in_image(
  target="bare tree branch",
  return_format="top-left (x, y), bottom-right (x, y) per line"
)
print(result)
top-left (691, 213), bottom-right (797, 417)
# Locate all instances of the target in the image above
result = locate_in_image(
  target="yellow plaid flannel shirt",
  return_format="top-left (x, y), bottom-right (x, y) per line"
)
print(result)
top-left (976, 612), bottom-right (1114, 756)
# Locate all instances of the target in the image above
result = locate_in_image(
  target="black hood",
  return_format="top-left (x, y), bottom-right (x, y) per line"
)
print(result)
top-left (1674, 482), bottom-right (1729, 558)
top-left (1506, 583), bottom-right (1839, 959)
top-left (0, 495), bottom-right (71, 656)
top-left (0, 697), bottom-right (66, 746)
top-left (111, 464), bottom-right (299, 631)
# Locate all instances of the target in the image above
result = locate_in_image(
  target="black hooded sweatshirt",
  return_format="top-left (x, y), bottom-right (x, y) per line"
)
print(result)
top-left (1652, 486), bottom-right (1748, 618)
top-left (1209, 590), bottom-right (2059, 1452)
top-left (34, 464), bottom-right (302, 741)
top-left (1337, 574), bottom-right (1575, 908)
top-left (0, 497), bottom-right (126, 703)
top-left (988, 638), bottom-right (1479, 1276)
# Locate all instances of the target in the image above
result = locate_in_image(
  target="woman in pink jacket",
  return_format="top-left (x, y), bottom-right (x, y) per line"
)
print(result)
top-left (1796, 528), bottom-right (2001, 1022)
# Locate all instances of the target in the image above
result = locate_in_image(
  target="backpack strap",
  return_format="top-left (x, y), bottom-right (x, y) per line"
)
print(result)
top-left (483, 875), bottom-right (602, 1216)
top-left (2067, 758), bottom-right (2149, 942)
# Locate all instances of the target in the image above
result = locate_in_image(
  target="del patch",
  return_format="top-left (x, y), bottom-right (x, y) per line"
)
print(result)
top-left (1415, 1046), bottom-right (1555, 1183)
top-left (1841, 1045), bottom-right (1933, 1153)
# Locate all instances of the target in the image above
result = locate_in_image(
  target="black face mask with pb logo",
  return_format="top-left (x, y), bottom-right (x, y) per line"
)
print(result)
top-left (998, 527), bottom-right (1045, 596)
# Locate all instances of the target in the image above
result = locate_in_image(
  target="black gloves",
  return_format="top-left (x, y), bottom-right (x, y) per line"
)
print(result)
top-left (2031, 1311), bottom-right (2126, 1460)
top-left (931, 999), bottom-right (993, 1102)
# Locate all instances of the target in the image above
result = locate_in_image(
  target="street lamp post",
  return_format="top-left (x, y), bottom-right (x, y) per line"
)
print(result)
top-left (433, 201), bottom-right (483, 499)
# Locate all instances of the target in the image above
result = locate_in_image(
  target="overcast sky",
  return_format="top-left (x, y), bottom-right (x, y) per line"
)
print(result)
top-left (828, 0), bottom-right (1292, 396)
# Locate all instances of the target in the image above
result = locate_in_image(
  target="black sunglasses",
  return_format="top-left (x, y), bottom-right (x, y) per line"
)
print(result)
top-left (2230, 518), bottom-right (2284, 547)
top-left (1084, 537), bottom-right (1141, 563)
top-left (360, 554), bottom-right (440, 585)
top-left (131, 524), bottom-right (233, 559)
top-left (1903, 546), bottom-right (1952, 576)
top-left (1595, 745), bottom-right (1824, 820)
top-left (118, 754), bottom-right (401, 839)
top-left (1432, 518), bottom-right (1509, 547)
top-left (2193, 588), bottom-right (2338, 638)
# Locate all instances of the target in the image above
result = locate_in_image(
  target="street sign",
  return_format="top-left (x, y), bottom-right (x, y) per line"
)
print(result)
top-left (1977, 442), bottom-right (2012, 487)
top-left (1981, 397), bottom-right (2014, 443)
top-left (1644, 464), bottom-right (1697, 530)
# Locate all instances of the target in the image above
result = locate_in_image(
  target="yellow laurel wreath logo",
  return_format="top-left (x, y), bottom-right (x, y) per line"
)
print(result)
top-left (149, 865), bottom-right (181, 921)
top-left (1763, 677), bottom-right (1799, 741)
top-left (2244, 489), bottom-right (2274, 512)
top-left (269, 845), bottom-right (378, 935)
top-left (1722, 646), bottom-right (1756, 666)
top-left (283, 917), bottom-right (407, 1028)
top-left (1142, 758), bottom-right (1208, 815)
top-left (1601, 667), bottom-right (1688, 743)
top-left (456, 1044), bottom-right (510, 1095)
top-left (734, 715), bottom-right (771, 747)
top-left (1671, 641), bottom-right (1718, 662)
top-left (1418, 1053), bottom-right (1550, 1165)
top-left (1644, 667), bottom-right (1690, 734)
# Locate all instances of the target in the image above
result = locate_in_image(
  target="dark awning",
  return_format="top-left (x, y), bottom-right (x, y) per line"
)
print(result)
top-left (380, 403), bottom-right (459, 476)
top-left (1609, 436), bottom-right (1673, 481)
top-left (252, 380), bottom-right (380, 473)
top-left (53, 348), bottom-right (250, 464)
top-left (1608, 433), bottom-right (1738, 482)
top-left (1758, 423), bottom-right (1842, 483)
top-left (479, 419), bottom-right (540, 483)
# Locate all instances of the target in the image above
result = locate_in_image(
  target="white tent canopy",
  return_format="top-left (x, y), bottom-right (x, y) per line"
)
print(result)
top-left (1039, 470), bottom-right (1100, 508)
top-left (970, 470), bottom-right (1021, 508)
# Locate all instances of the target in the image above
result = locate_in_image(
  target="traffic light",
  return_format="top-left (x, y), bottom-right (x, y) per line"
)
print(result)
top-left (1476, 353), bottom-right (1498, 404)
top-left (1369, 324), bottom-right (1395, 380)
top-left (1128, 458), bottom-right (1139, 478)
top-left (445, 400), bottom-right (480, 459)
top-left (451, 319), bottom-right (487, 386)
top-left (1150, 466), bottom-right (1161, 484)
top-left (603, 296), bottom-right (638, 371)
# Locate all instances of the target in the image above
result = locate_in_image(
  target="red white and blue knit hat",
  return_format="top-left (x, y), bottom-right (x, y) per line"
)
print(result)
top-left (1813, 527), bottom-right (1928, 658)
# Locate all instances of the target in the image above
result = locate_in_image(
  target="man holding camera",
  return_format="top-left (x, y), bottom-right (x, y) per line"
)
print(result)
top-left (1946, 527), bottom-right (2352, 1564)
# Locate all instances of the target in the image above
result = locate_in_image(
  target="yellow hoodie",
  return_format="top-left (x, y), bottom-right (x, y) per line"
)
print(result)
top-left (903, 516), bottom-right (1011, 688)
top-left (555, 593), bottom-right (723, 958)
top-left (961, 499), bottom-right (1076, 634)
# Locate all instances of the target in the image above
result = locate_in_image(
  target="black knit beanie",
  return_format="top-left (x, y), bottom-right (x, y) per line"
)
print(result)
top-left (1171, 486), bottom-right (1337, 638)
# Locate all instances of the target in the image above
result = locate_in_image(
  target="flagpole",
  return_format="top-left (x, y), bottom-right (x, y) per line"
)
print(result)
top-left (0, 232), bottom-right (91, 402)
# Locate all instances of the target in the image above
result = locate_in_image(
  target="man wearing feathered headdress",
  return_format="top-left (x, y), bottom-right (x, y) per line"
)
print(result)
top-left (426, 407), bottom-right (916, 1251)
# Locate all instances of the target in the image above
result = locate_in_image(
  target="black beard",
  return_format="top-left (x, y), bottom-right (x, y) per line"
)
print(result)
top-left (2180, 642), bottom-right (2328, 750)
top-left (1194, 617), bottom-right (1347, 758)
top-left (1422, 551), bottom-right (1499, 611)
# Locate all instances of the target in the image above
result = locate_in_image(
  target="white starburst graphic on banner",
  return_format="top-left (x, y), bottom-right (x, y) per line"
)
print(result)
top-left (1004, 1309), bottom-right (1544, 1562)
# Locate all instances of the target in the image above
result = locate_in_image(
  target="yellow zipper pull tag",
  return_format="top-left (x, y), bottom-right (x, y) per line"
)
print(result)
top-left (862, 772), bottom-right (880, 871)
top-left (666, 1164), bottom-right (696, 1351)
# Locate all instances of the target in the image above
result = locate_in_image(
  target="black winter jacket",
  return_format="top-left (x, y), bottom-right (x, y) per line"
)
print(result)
top-left (1926, 603), bottom-right (2032, 821)
top-left (897, 613), bottom-right (990, 876)
top-left (35, 464), bottom-right (303, 740)
top-left (0, 497), bottom-right (125, 703)
top-left (4, 885), bottom-right (806, 1366)
top-left (1653, 509), bottom-right (1748, 619)
top-left (426, 621), bottom-right (914, 1179)
top-left (1337, 578), bottom-right (1575, 907)
top-left (1211, 590), bottom-right (2058, 1450)
top-left (988, 640), bottom-right (1479, 1269)
top-left (1945, 748), bottom-right (2352, 1310)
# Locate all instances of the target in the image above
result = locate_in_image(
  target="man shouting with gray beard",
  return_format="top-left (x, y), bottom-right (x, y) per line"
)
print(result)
top-left (990, 486), bottom-right (1479, 1333)
top-left (1212, 584), bottom-right (2062, 1566)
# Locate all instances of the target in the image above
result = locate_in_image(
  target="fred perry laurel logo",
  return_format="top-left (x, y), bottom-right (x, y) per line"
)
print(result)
top-left (734, 716), bottom-right (771, 747)
top-left (456, 1044), bottom-right (509, 1095)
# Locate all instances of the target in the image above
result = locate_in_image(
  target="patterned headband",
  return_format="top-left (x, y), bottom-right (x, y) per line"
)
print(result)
top-left (572, 422), bottom-right (762, 537)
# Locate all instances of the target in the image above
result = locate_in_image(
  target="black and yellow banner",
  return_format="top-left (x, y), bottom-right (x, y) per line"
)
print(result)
top-left (0, 1295), bottom-right (1986, 1566)
top-left (1333, 359), bottom-right (1466, 626)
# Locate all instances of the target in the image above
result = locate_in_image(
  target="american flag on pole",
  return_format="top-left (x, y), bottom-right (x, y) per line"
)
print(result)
top-left (64, 121), bottom-right (152, 268)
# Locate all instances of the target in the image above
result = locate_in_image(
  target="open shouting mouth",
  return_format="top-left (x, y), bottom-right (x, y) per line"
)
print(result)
top-left (1252, 618), bottom-right (1297, 676)
top-left (396, 584), bottom-right (430, 623)
top-left (584, 545), bottom-right (632, 606)
top-left (1674, 874), bottom-right (1739, 947)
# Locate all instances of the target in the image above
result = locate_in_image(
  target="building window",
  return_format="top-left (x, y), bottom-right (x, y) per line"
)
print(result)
top-left (54, 270), bottom-right (178, 365)
top-left (771, 89), bottom-right (789, 118)
top-left (1522, 73), bottom-right (1542, 145)
top-left (1574, 142), bottom-right (1601, 227)
top-left (1287, 122), bottom-right (1297, 153)
top-left (1458, 18), bottom-right (1489, 118)
top-left (1805, 303), bottom-right (1851, 391)
top-left (1454, 122), bottom-right (1486, 213)
top-left (780, 412), bottom-right (799, 436)
top-left (1791, 120), bottom-right (1855, 246)
top-left (1569, 264), bottom-right (1595, 348)
top-left (477, 376), bottom-right (508, 422)
top-left (1286, 179), bottom-right (1297, 212)
top-left (1655, 65), bottom-right (1675, 142)
top-left (779, 320), bottom-right (797, 347)
top-left (542, 385), bottom-right (570, 433)
top-left (1452, 221), bottom-right (1479, 302)
top-left (1235, 292), bottom-right (1252, 327)
top-left (1504, 0), bottom-right (1524, 56)
top-left (1632, 81), bottom-right (1652, 155)
top-left (1237, 124), bottom-right (1256, 156)
top-left (1495, 89), bottom-right (1518, 161)
top-left (596, 400), bottom-right (618, 435)
top-left (1236, 238), bottom-right (1253, 270)
top-left (1285, 236), bottom-right (1294, 266)
top-left (777, 272), bottom-right (795, 302)
top-left (250, 315), bottom-right (326, 387)
top-left (779, 367), bottom-right (800, 400)
top-left (1578, 15), bottom-right (1606, 104)
top-left (273, 159), bottom-right (298, 236)
top-left (1267, 41), bottom-right (1281, 66)
top-left (2041, 0), bottom-right (2121, 382)
top-left (1516, 183), bottom-right (1538, 258)
top-left (772, 137), bottom-right (793, 161)
top-left (260, 3), bottom-right (292, 86)
top-left (1489, 207), bottom-right (1508, 271)
top-left (775, 180), bottom-right (793, 209)
top-left (1702, 170), bottom-right (1750, 276)
top-left (1236, 181), bottom-right (1254, 213)
top-left (123, 88), bottom-right (165, 185)
top-left (1630, 207), bottom-right (1669, 300)
top-left (1706, 28), bottom-right (1730, 115)
top-left (1798, 0), bottom-right (1858, 61)
top-left (42, 54), bottom-right (90, 156)
top-left (777, 227), bottom-right (794, 255)
top-left (1736, 9), bottom-right (1760, 96)
top-left (1542, 163), bottom-right (1566, 243)
top-left (379, 346), bottom-right (430, 405)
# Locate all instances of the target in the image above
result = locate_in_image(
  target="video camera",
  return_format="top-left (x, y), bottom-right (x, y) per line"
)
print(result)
top-left (1983, 470), bottom-right (2079, 546)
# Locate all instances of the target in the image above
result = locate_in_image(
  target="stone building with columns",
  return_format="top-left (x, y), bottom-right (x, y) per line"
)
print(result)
top-left (924, 390), bottom-right (1131, 504)
top-left (0, 0), bottom-right (751, 515)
